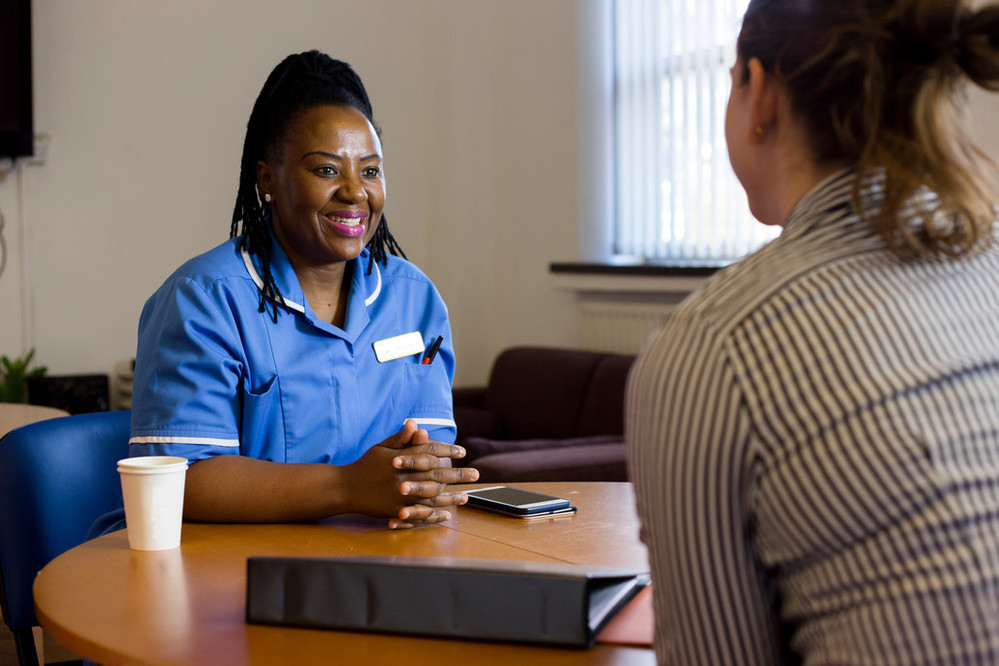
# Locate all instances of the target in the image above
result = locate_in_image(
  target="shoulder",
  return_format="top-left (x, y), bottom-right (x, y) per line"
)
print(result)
top-left (145, 238), bottom-right (257, 309)
top-left (678, 210), bottom-right (880, 336)
top-left (140, 238), bottom-right (256, 325)
top-left (373, 254), bottom-right (445, 303)
top-left (377, 253), bottom-right (435, 284)
top-left (161, 238), bottom-right (247, 290)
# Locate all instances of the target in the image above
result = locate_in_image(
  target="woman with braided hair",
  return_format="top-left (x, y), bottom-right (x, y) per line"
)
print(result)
top-left (627, 0), bottom-right (999, 663)
top-left (123, 51), bottom-right (477, 529)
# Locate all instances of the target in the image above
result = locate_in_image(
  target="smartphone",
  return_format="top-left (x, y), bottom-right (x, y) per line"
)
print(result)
top-left (463, 485), bottom-right (573, 516)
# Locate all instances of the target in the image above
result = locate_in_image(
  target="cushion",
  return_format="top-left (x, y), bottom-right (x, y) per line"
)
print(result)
top-left (472, 442), bottom-right (628, 483)
top-left (460, 434), bottom-right (623, 465)
top-left (577, 354), bottom-right (635, 436)
top-left (452, 387), bottom-right (487, 409)
top-left (484, 347), bottom-right (604, 440)
top-left (453, 406), bottom-right (506, 441)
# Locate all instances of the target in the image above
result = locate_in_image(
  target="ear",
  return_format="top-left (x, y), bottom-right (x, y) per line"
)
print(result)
top-left (256, 160), bottom-right (273, 200)
top-left (746, 57), bottom-right (778, 141)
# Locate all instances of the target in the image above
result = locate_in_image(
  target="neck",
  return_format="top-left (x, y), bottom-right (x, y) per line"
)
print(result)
top-left (770, 159), bottom-right (846, 226)
top-left (757, 101), bottom-right (847, 225)
top-left (294, 260), bottom-right (352, 327)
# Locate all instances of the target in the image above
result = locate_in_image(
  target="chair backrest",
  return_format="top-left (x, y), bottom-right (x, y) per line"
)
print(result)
top-left (0, 410), bottom-right (130, 631)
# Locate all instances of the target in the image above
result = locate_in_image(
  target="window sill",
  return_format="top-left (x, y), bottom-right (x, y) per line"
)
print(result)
top-left (549, 261), bottom-right (719, 294)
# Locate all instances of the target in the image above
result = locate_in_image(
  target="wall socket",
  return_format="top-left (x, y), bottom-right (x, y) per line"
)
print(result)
top-left (0, 133), bottom-right (49, 176)
top-left (27, 133), bottom-right (50, 166)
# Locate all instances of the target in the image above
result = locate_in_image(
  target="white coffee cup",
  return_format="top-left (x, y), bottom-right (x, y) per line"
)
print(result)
top-left (117, 456), bottom-right (188, 551)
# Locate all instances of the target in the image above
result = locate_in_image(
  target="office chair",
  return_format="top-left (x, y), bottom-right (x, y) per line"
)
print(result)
top-left (0, 410), bottom-right (130, 666)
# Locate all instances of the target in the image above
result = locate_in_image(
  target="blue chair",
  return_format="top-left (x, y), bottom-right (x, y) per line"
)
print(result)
top-left (0, 410), bottom-right (130, 666)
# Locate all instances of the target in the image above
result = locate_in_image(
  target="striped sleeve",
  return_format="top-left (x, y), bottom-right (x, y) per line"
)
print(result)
top-left (626, 313), bottom-right (778, 665)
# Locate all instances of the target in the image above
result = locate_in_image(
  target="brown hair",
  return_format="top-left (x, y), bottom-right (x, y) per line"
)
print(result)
top-left (737, 0), bottom-right (999, 257)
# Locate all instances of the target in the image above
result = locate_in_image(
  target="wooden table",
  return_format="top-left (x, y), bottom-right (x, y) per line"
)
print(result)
top-left (0, 403), bottom-right (69, 438)
top-left (34, 482), bottom-right (653, 665)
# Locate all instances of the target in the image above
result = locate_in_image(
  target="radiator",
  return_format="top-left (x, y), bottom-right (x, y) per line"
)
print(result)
top-left (579, 302), bottom-right (676, 355)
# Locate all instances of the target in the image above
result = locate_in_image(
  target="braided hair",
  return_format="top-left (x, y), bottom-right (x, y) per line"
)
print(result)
top-left (230, 51), bottom-right (406, 320)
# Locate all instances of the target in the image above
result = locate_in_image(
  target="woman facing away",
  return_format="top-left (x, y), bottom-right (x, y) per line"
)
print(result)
top-left (110, 51), bottom-right (478, 533)
top-left (626, 0), bottom-right (999, 663)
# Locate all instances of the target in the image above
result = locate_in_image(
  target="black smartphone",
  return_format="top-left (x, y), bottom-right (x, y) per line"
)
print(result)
top-left (463, 485), bottom-right (574, 517)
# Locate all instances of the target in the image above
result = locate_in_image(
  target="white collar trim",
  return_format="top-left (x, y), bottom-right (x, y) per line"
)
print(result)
top-left (364, 261), bottom-right (382, 307)
top-left (240, 246), bottom-right (306, 314)
top-left (241, 246), bottom-right (382, 312)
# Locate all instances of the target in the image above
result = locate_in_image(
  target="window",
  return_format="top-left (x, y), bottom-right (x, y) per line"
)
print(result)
top-left (613, 0), bottom-right (777, 265)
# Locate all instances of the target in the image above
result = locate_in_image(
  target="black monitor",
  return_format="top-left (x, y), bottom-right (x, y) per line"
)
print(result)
top-left (0, 0), bottom-right (33, 158)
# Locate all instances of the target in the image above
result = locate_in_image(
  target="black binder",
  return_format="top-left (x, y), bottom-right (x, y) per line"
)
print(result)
top-left (246, 555), bottom-right (649, 648)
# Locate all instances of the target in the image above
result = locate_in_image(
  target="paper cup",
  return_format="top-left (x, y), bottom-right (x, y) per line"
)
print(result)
top-left (117, 456), bottom-right (188, 551)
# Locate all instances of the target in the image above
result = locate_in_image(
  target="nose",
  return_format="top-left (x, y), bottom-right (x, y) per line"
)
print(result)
top-left (335, 171), bottom-right (367, 204)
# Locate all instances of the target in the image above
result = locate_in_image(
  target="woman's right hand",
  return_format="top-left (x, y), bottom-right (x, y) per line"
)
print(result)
top-left (343, 420), bottom-right (479, 528)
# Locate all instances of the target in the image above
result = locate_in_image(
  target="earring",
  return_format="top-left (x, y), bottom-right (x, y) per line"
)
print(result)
top-left (755, 126), bottom-right (764, 136)
top-left (264, 193), bottom-right (272, 203)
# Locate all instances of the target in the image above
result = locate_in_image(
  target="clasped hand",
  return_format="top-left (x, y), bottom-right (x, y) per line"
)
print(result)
top-left (366, 419), bottom-right (479, 529)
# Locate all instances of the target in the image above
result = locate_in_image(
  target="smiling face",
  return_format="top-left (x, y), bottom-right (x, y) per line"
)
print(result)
top-left (257, 104), bottom-right (385, 271)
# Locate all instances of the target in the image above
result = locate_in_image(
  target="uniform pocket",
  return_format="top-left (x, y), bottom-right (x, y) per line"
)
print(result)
top-left (240, 375), bottom-right (283, 459)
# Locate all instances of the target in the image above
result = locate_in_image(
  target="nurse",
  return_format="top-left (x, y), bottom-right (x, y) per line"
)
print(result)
top-left (128, 51), bottom-right (477, 529)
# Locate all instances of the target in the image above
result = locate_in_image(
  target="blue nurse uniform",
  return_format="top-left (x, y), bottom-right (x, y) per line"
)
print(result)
top-left (128, 234), bottom-right (456, 465)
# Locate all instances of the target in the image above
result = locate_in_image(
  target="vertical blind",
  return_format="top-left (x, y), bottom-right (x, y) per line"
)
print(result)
top-left (614, 0), bottom-right (777, 264)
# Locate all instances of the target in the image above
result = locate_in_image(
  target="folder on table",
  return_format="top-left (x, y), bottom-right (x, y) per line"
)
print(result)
top-left (246, 555), bottom-right (649, 648)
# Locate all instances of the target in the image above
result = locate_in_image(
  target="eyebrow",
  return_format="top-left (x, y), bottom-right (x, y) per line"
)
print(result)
top-left (301, 151), bottom-right (382, 161)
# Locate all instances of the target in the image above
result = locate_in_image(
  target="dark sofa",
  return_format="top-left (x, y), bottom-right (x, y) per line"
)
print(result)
top-left (452, 346), bottom-right (635, 482)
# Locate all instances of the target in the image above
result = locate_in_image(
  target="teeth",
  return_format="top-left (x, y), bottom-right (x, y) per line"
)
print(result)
top-left (328, 215), bottom-right (363, 226)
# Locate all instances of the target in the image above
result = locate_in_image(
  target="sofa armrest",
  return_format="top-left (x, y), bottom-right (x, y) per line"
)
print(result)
top-left (472, 442), bottom-right (628, 483)
top-left (453, 409), bottom-right (505, 443)
top-left (452, 387), bottom-right (487, 409)
top-left (461, 434), bottom-right (623, 464)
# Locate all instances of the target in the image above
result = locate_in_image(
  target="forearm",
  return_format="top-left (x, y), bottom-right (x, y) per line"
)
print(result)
top-left (182, 454), bottom-right (351, 522)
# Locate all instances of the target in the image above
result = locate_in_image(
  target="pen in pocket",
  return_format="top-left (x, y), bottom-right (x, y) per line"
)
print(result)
top-left (422, 336), bottom-right (444, 365)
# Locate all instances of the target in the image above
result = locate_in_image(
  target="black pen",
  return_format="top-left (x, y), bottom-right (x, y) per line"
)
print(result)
top-left (421, 335), bottom-right (443, 365)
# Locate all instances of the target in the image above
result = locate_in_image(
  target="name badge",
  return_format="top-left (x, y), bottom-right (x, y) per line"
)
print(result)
top-left (372, 331), bottom-right (426, 363)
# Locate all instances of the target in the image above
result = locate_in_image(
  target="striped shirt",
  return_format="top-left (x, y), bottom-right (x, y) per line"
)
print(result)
top-left (626, 169), bottom-right (999, 665)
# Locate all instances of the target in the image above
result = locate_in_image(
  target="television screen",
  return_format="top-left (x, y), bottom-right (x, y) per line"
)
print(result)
top-left (0, 0), bottom-right (33, 158)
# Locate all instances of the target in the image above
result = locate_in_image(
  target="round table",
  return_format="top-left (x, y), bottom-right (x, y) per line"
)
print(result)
top-left (34, 481), bottom-right (654, 665)
top-left (0, 403), bottom-right (69, 438)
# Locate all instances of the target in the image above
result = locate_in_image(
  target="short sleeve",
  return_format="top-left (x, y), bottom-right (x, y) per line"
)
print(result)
top-left (128, 275), bottom-right (246, 462)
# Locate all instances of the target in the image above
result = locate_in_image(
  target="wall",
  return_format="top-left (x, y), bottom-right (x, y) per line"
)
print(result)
top-left (3, 0), bottom-right (999, 390)
top-left (0, 0), bottom-right (582, 388)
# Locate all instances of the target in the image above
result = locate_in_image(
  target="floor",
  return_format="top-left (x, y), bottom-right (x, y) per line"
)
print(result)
top-left (0, 624), bottom-right (80, 666)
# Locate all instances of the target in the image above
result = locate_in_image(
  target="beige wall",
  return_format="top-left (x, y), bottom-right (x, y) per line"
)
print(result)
top-left (0, 0), bottom-right (583, 386)
top-left (2, 0), bottom-right (999, 388)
